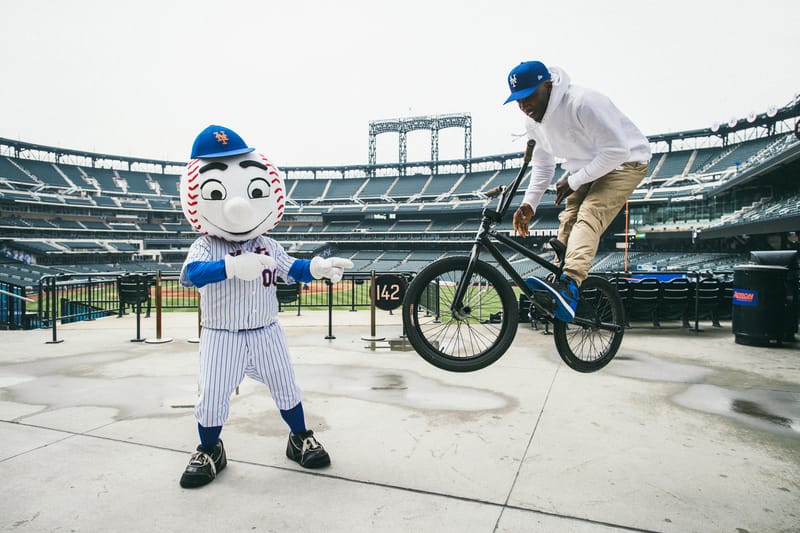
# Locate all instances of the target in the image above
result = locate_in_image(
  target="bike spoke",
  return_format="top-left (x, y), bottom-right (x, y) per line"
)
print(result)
top-left (559, 281), bottom-right (620, 365)
top-left (412, 270), bottom-right (504, 359)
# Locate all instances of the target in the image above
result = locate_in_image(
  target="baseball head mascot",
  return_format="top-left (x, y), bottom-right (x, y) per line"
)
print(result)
top-left (178, 125), bottom-right (353, 488)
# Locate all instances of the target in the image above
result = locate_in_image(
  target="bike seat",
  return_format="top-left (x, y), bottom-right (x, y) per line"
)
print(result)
top-left (548, 238), bottom-right (566, 265)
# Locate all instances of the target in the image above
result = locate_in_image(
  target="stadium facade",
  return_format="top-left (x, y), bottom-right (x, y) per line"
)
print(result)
top-left (1, 97), bottom-right (799, 291)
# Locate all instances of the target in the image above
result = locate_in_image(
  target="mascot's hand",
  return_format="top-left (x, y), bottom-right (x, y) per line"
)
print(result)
top-left (224, 252), bottom-right (276, 281)
top-left (310, 256), bottom-right (354, 283)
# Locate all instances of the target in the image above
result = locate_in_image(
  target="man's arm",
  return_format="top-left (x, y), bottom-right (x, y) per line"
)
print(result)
top-left (521, 144), bottom-right (556, 210)
top-left (514, 144), bottom-right (555, 237)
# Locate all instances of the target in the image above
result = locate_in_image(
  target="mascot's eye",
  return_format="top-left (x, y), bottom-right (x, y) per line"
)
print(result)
top-left (248, 178), bottom-right (270, 199)
top-left (200, 179), bottom-right (226, 201)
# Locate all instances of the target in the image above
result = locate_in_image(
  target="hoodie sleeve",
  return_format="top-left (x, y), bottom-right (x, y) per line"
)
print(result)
top-left (522, 138), bottom-right (556, 211)
top-left (566, 92), bottom-right (632, 190)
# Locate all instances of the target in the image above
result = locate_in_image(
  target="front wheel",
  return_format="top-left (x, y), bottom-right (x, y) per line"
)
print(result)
top-left (402, 257), bottom-right (518, 372)
top-left (553, 276), bottom-right (625, 373)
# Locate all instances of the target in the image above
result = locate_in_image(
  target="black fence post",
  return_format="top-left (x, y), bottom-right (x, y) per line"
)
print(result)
top-left (37, 277), bottom-right (45, 325)
top-left (325, 279), bottom-right (335, 340)
top-left (350, 275), bottom-right (357, 312)
top-left (86, 276), bottom-right (95, 321)
top-left (693, 270), bottom-right (701, 333)
top-left (46, 276), bottom-right (63, 344)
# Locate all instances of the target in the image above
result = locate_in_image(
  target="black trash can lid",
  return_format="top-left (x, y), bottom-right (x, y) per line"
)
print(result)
top-left (734, 264), bottom-right (788, 272)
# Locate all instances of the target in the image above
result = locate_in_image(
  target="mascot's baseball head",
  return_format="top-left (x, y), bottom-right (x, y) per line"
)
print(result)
top-left (180, 125), bottom-right (285, 242)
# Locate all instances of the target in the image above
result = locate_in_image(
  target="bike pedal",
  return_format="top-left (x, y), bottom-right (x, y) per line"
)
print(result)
top-left (531, 290), bottom-right (554, 310)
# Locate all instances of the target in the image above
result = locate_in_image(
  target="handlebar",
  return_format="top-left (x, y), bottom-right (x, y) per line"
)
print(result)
top-left (493, 139), bottom-right (536, 216)
top-left (485, 140), bottom-right (535, 199)
top-left (523, 138), bottom-right (536, 162)
top-left (485, 186), bottom-right (503, 198)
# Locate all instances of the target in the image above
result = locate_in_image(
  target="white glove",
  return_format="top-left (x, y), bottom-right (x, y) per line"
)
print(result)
top-left (310, 256), bottom-right (354, 283)
top-left (224, 252), bottom-right (276, 281)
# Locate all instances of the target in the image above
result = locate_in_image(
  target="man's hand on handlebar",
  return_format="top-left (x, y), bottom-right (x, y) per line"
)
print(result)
top-left (513, 203), bottom-right (534, 237)
top-left (555, 176), bottom-right (574, 205)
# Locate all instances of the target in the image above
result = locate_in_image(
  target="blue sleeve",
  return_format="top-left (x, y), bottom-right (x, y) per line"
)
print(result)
top-left (186, 260), bottom-right (227, 288)
top-left (288, 259), bottom-right (314, 283)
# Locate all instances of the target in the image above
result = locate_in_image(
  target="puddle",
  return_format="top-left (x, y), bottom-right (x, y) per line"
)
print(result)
top-left (673, 384), bottom-right (800, 436)
top-left (730, 399), bottom-right (794, 429)
top-left (0, 375), bottom-right (36, 388)
top-left (2, 364), bottom-right (510, 419)
top-left (296, 365), bottom-right (511, 412)
top-left (5, 375), bottom-right (193, 420)
top-left (607, 352), bottom-right (715, 383)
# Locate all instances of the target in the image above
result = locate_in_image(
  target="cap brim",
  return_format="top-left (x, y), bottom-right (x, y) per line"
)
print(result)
top-left (196, 146), bottom-right (255, 159)
top-left (503, 84), bottom-right (539, 105)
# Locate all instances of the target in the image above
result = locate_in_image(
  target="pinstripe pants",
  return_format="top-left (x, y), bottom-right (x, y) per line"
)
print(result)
top-left (196, 321), bottom-right (301, 427)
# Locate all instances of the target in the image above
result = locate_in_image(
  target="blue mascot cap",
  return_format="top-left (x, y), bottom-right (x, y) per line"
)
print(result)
top-left (504, 61), bottom-right (551, 104)
top-left (191, 125), bottom-right (256, 159)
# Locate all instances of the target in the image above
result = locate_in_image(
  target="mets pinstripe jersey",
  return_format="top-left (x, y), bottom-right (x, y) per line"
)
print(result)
top-left (180, 234), bottom-right (303, 331)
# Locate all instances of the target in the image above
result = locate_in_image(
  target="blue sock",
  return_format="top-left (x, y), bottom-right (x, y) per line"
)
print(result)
top-left (280, 402), bottom-right (307, 435)
top-left (198, 423), bottom-right (222, 450)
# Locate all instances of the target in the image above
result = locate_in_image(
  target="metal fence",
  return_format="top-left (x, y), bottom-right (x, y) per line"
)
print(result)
top-left (1, 281), bottom-right (32, 328)
top-left (1, 269), bottom-right (751, 339)
top-left (0, 271), bottom-right (411, 334)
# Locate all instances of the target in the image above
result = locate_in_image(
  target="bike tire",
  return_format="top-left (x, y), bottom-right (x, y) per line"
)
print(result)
top-left (402, 256), bottom-right (518, 372)
top-left (553, 276), bottom-right (625, 373)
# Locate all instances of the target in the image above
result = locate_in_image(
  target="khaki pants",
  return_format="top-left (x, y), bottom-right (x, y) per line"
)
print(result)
top-left (557, 162), bottom-right (648, 285)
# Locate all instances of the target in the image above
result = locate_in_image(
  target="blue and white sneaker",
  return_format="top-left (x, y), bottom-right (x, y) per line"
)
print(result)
top-left (525, 274), bottom-right (579, 323)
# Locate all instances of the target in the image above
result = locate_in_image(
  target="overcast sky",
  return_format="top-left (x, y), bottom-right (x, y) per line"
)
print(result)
top-left (1, 0), bottom-right (798, 168)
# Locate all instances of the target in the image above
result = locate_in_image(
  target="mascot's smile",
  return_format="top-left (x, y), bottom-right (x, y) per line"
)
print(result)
top-left (200, 213), bottom-right (274, 237)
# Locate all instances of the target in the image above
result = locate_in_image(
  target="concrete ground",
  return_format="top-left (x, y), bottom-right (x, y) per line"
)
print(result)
top-left (0, 309), bottom-right (798, 533)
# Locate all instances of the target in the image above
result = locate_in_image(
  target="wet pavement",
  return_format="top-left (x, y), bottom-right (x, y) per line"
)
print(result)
top-left (1, 311), bottom-right (799, 532)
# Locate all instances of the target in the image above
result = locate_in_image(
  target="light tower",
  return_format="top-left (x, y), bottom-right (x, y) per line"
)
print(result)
top-left (368, 113), bottom-right (472, 176)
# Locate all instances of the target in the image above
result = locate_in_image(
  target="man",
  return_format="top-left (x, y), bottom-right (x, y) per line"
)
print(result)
top-left (506, 60), bottom-right (651, 322)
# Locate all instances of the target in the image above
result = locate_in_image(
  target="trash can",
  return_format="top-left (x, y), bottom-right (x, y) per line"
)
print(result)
top-left (749, 250), bottom-right (799, 341)
top-left (732, 265), bottom-right (789, 346)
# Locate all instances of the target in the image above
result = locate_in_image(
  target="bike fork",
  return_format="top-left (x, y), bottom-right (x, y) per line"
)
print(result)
top-left (450, 239), bottom-right (484, 319)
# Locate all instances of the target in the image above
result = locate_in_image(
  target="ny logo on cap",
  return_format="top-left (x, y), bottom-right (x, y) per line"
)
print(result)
top-left (214, 131), bottom-right (229, 145)
top-left (509, 74), bottom-right (518, 88)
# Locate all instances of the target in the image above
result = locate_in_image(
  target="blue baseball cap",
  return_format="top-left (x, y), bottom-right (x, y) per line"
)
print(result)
top-left (190, 125), bottom-right (255, 159)
top-left (503, 61), bottom-right (551, 104)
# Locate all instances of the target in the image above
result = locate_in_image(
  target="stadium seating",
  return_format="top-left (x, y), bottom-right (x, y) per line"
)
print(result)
top-left (83, 168), bottom-right (123, 193)
top-left (150, 173), bottom-right (180, 197)
top-left (0, 157), bottom-right (37, 185)
top-left (652, 150), bottom-right (693, 180)
top-left (658, 277), bottom-right (692, 324)
top-left (359, 176), bottom-right (397, 200)
top-left (390, 175), bottom-right (430, 199)
top-left (14, 160), bottom-right (72, 190)
top-left (117, 170), bottom-right (154, 195)
top-left (0, 123), bottom-right (797, 294)
top-left (628, 277), bottom-right (661, 327)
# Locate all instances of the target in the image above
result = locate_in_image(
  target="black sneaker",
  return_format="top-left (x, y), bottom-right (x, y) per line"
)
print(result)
top-left (286, 430), bottom-right (330, 469)
top-left (180, 440), bottom-right (227, 488)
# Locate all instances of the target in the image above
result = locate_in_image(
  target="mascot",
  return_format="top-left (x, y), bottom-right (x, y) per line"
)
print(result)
top-left (178, 125), bottom-right (353, 488)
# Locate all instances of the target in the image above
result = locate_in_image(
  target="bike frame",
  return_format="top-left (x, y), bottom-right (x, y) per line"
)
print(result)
top-left (450, 139), bottom-right (617, 331)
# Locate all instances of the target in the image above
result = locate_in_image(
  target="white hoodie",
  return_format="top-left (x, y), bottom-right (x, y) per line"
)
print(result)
top-left (522, 67), bottom-right (651, 210)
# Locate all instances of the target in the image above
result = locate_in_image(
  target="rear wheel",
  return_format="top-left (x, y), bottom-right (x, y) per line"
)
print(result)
top-left (553, 276), bottom-right (624, 373)
top-left (402, 257), bottom-right (518, 372)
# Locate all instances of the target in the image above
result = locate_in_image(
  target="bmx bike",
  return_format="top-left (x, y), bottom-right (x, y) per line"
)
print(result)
top-left (401, 139), bottom-right (625, 373)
